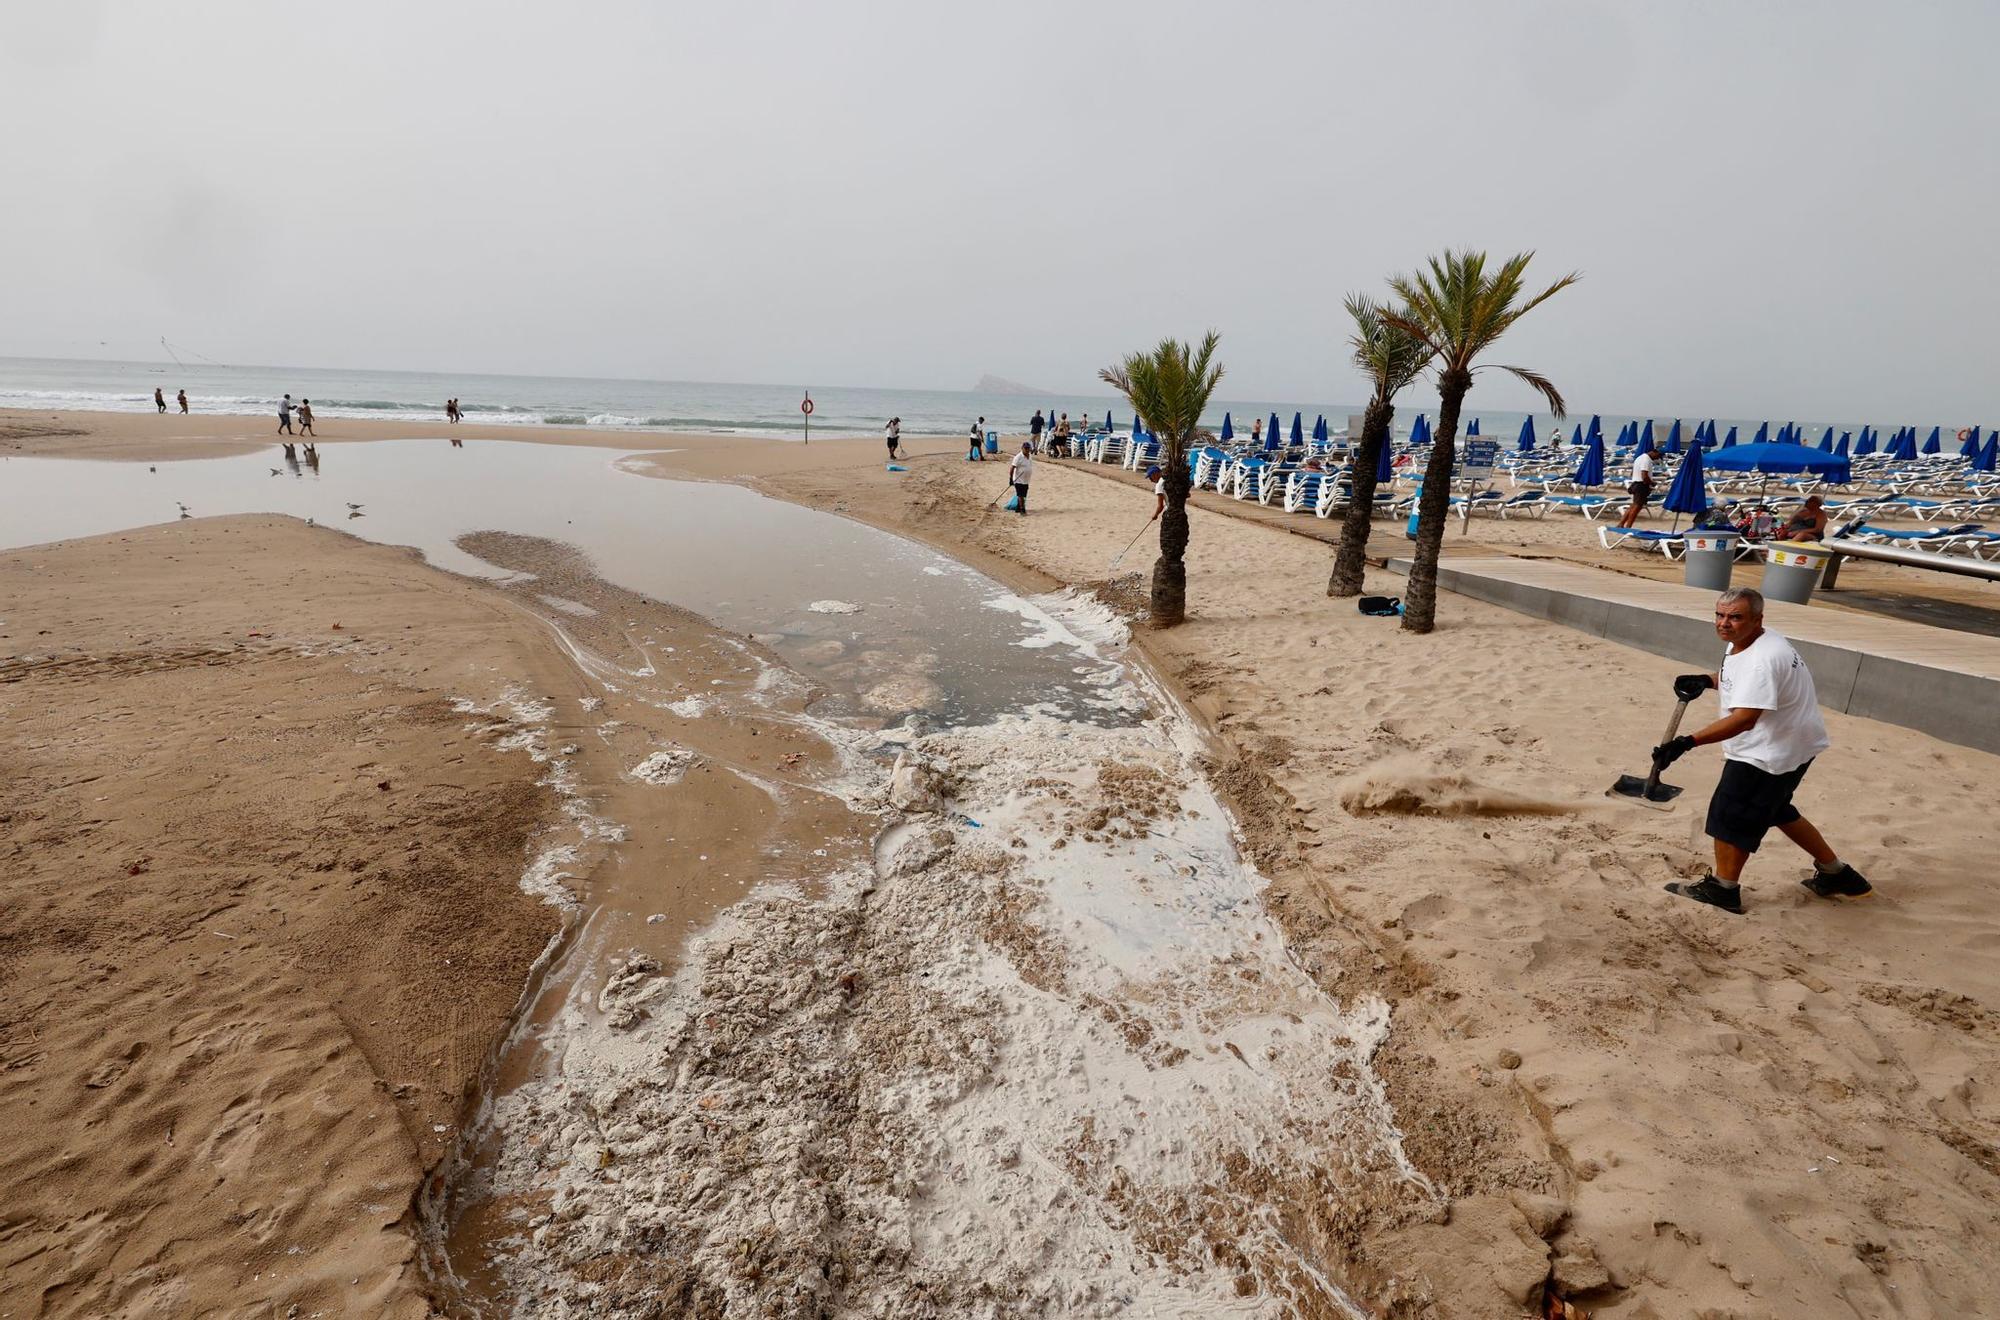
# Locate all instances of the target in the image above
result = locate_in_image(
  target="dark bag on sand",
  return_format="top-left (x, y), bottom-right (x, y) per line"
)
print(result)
top-left (1358, 596), bottom-right (1403, 617)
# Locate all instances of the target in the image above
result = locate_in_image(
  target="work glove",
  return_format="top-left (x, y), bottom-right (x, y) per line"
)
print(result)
top-left (1672, 673), bottom-right (1714, 702)
top-left (1651, 735), bottom-right (1697, 769)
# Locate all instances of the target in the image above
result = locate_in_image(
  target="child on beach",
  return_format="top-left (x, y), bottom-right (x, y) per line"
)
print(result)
top-left (297, 399), bottom-right (316, 436)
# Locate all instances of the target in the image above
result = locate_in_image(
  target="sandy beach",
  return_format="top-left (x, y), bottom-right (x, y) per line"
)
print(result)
top-left (6, 407), bottom-right (2000, 1317)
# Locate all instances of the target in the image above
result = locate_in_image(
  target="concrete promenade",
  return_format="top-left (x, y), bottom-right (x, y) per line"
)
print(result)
top-left (1385, 556), bottom-right (2000, 756)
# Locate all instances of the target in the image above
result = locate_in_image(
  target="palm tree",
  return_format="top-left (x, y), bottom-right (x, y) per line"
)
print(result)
top-left (1328, 296), bottom-right (1435, 597)
top-left (1386, 251), bottom-right (1577, 633)
top-left (1099, 332), bottom-right (1225, 627)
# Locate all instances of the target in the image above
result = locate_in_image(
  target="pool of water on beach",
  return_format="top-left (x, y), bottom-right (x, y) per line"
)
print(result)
top-left (0, 440), bottom-right (1135, 728)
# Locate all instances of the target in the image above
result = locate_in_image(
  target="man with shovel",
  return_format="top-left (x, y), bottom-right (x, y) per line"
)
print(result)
top-left (1650, 587), bottom-right (1871, 913)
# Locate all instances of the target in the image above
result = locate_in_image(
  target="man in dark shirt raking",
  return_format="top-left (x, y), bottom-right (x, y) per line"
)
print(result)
top-left (1652, 587), bottom-right (1872, 913)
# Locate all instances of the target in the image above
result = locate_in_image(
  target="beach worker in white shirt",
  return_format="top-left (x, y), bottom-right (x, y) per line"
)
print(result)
top-left (1616, 444), bottom-right (1660, 528)
top-left (1147, 464), bottom-right (1166, 521)
top-left (1008, 441), bottom-right (1035, 515)
top-left (1651, 587), bottom-right (1872, 913)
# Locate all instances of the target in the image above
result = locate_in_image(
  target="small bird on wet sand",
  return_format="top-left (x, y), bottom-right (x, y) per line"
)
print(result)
top-left (270, 468), bottom-right (282, 476)
top-left (346, 502), bottom-right (364, 511)
top-left (176, 502), bottom-right (191, 519)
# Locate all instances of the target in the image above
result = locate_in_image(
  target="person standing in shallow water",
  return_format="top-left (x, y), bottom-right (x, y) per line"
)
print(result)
top-left (176, 389), bottom-right (188, 414)
top-left (1652, 587), bottom-right (1872, 913)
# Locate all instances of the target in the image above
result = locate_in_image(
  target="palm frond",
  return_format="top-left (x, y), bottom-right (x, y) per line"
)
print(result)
top-left (1490, 364), bottom-right (1568, 418)
top-left (1099, 332), bottom-right (1225, 467)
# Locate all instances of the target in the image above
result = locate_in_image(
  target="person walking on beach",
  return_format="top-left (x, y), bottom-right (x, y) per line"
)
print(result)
top-left (1030, 409), bottom-right (1045, 452)
top-left (154, 387), bottom-right (167, 414)
top-left (278, 394), bottom-right (294, 435)
top-left (176, 388), bottom-right (188, 414)
top-left (1651, 587), bottom-right (1871, 913)
top-left (1008, 440), bottom-right (1034, 515)
top-left (968, 417), bottom-right (986, 461)
top-left (1617, 444), bottom-right (1660, 528)
top-left (297, 398), bottom-right (316, 436)
top-left (885, 416), bottom-right (902, 461)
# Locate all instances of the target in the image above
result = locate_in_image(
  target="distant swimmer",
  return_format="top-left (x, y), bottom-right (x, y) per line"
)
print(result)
top-left (155, 387), bottom-right (167, 413)
top-left (177, 388), bottom-right (189, 414)
top-left (297, 399), bottom-right (316, 436)
top-left (278, 394), bottom-right (295, 435)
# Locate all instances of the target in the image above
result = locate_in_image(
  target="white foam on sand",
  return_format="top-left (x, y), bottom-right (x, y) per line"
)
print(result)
top-left (475, 695), bottom-right (1425, 1314)
top-left (629, 748), bottom-right (700, 785)
top-left (807, 599), bottom-right (862, 615)
top-left (454, 687), bottom-right (623, 905)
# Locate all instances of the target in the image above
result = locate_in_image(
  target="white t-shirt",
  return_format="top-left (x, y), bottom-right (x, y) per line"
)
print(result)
top-left (1154, 476), bottom-right (1166, 496)
top-left (1718, 629), bottom-right (1829, 774)
top-left (1632, 452), bottom-right (1656, 483)
top-left (1010, 452), bottom-right (1035, 485)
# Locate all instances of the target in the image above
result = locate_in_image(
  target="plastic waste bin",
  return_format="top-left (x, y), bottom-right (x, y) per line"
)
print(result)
top-left (1760, 543), bottom-right (1829, 605)
top-left (985, 432), bottom-right (999, 455)
top-left (1682, 531), bottom-right (1739, 591)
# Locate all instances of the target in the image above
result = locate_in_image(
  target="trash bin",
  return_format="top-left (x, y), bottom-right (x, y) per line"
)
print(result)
top-left (1682, 531), bottom-right (1739, 591)
top-left (1760, 543), bottom-right (1829, 605)
top-left (985, 432), bottom-right (999, 455)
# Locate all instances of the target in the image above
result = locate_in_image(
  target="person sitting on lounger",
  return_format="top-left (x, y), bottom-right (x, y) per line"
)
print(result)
top-left (1772, 495), bottom-right (1828, 542)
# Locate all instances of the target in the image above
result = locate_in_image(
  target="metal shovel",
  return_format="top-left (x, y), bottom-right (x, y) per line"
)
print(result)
top-left (1608, 697), bottom-right (1690, 809)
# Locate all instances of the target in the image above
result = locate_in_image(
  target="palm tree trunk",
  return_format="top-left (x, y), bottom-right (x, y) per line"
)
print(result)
top-left (1328, 396), bottom-right (1393, 596)
top-left (1401, 367), bottom-right (1470, 633)
top-left (1151, 461), bottom-right (1191, 626)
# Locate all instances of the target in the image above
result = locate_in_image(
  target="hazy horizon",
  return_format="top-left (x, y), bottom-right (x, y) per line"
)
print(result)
top-left (3, 1), bottom-right (1995, 422)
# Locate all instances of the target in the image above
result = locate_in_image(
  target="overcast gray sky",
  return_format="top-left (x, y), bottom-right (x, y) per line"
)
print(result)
top-left (3, 0), bottom-right (1995, 418)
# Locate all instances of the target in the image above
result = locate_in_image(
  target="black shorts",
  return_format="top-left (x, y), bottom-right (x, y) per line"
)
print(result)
top-left (1627, 481), bottom-right (1654, 506)
top-left (1705, 757), bottom-right (1811, 853)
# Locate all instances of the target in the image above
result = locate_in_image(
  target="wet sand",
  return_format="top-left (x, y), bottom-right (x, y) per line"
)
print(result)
top-left (0, 509), bottom-right (865, 1316)
top-left (8, 408), bottom-right (2000, 1316)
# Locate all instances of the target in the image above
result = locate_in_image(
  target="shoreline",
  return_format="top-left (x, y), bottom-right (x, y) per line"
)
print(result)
top-left (8, 410), bottom-right (2000, 1315)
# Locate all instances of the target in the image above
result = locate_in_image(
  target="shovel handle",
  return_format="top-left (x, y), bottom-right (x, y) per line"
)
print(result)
top-left (1640, 698), bottom-right (1693, 795)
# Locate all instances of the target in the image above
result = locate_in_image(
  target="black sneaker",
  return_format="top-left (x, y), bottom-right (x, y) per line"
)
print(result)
top-left (1665, 875), bottom-right (1745, 914)
top-left (1801, 864), bottom-right (1873, 899)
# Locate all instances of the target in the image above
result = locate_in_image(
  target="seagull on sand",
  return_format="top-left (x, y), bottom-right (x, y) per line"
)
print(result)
top-left (346, 502), bottom-right (364, 511)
